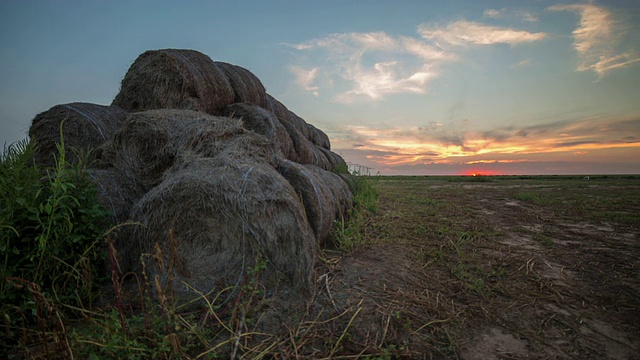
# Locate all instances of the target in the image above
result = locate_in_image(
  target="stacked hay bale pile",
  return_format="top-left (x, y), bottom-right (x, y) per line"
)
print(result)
top-left (28, 49), bottom-right (352, 300)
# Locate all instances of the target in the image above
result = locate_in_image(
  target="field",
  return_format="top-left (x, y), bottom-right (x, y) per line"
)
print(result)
top-left (316, 175), bottom-right (640, 358)
top-left (4, 173), bottom-right (640, 359)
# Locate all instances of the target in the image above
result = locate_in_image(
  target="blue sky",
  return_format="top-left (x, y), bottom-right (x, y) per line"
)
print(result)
top-left (1, 0), bottom-right (639, 175)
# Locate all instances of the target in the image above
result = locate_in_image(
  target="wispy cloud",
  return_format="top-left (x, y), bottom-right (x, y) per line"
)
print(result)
top-left (548, 3), bottom-right (640, 78)
top-left (418, 20), bottom-right (546, 47)
top-left (289, 66), bottom-right (320, 96)
top-left (484, 8), bottom-right (539, 23)
top-left (287, 31), bottom-right (453, 102)
top-left (511, 59), bottom-right (531, 68)
top-left (337, 61), bottom-right (436, 101)
top-left (288, 19), bottom-right (546, 102)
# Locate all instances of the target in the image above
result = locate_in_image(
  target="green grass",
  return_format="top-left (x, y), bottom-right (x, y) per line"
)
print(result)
top-left (329, 174), bottom-right (379, 252)
top-left (533, 233), bottom-right (554, 248)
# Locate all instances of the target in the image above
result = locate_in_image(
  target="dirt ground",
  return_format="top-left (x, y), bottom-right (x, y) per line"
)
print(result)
top-left (306, 177), bottom-right (640, 359)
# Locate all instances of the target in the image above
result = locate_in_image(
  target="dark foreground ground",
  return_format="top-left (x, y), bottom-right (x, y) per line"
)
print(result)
top-left (310, 175), bottom-right (639, 359)
top-left (26, 175), bottom-right (638, 359)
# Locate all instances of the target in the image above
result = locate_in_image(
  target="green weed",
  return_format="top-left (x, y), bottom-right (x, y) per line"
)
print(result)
top-left (515, 192), bottom-right (550, 205)
top-left (0, 134), bottom-right (110, 355)
top-left (534, 233), bottom-right (554, 248)
top-left (329, 172), bottom-right (379, 252)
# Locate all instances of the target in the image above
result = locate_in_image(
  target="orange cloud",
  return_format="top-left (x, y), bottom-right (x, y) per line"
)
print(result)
top-left (335, 115), bottom-right (640, 168)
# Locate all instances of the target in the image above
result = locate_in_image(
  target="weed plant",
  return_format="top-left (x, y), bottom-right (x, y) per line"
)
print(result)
top-left (329, 170), bottom-right (379, 252)
top-left (1, 136), bottom-right (109, 356)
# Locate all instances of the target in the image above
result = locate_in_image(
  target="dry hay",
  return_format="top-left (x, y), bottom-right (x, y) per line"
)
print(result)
top-left (223, 102), bottom-right (297, 161)
top-left (123, 157), bottom-right (317, 302)
top-left (215, 62), bottom-right (270, 108)
top-left (28, 102), bottom-right (128, 168)
top-left (318, 147), bottom-right (348, 172)
top-left (263, 94), bottom-right (337, 169)
top-left (277, 160), bottom-right (353, 245)
top-left (97, 109), bottom-right (281, 197)
top-left (275, 117), bottom-right (335, 170)
top-left (307, 123), bottom-right (331, 150)
top-left (86, 168), bottom-right (134, 223)
top-left (112, 49), bottom-right (235, 115)
top-left (265, 94), bottom-right (312, 139)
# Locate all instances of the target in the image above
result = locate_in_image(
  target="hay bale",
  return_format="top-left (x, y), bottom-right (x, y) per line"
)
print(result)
top-left (278, 120), bottom-right (312, 164)
top-left (307, 123), bottom-right (331, 150)
top-left (112, 49), bottom-right (235, 115)
top-left (28, 102), bottom-right (128, 168)
top-left (215, 62), bottom-right (270, 108)
top-left (86, 168), bottom-right (134, 223)
top-left (267, 112), bottom-right (329, 169)
top-left (318, 147), bottom-right (348, 172)
top-left (281, 131), bottom-right (332, 171)
top-left (277, 160), bottom-right (353, 244)
top-left (263, 94), bottom-right (335, 169)
top-left (223, 102), bottom-right (297, 161)
top-left (265, 94), bottom-right (312, 140)
top-left (97, 109), bottom-right (280, 197)
top-left (124, 157), bottom-right (317, 301)
top-left (308, 144), bottom-right (332, 171)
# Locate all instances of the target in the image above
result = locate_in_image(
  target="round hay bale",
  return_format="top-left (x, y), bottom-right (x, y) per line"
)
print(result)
top-left (265, 94), bottom-right (312, 139)
top-left (224, 102), bottom-right (297, 161)
top-left (86, 168), bottom-right (134, 223)
top-left (112, 49), bottom-right (235, 115)
top-left (277, 160), bottom-right (353, 245)
top-left (182, 119), bottom-right (282, 167)
top-left (307, 123), bottom-right (331, 150)
top-left (278, 120), bottom-right (311, 164)
top-left (308, 144), bottom-right (332, 171)
top-left (28, 103), bottom-right (128, 168)
top-left (124, 157), bottom-right (317, 302)
top-left (215, 62), bottom-right (270, 108)
top-left (318, 147), bottom-right (349, 173)
top-left (97, 109), bottom-right (280, 197)
top-left (290, 112), bottom-right (313, 140)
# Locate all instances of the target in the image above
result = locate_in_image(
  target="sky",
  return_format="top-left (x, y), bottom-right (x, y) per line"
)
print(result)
top-left (1, 0), bottom-right (639, 175)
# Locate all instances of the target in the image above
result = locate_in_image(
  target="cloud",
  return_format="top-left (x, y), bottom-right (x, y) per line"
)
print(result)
top-left (511, 59), bottom-right (531, 68)
top-left (483, 9), bottom-right (502, 18)
top-left (288, 31), bottom-right (453, 102)
top-left (288, 18), bottom-right (549, 101)
top-left (548, 3), bottom-right (640, 78)
top-left (418, 20), bottom-right (546, 47)
top-left (332, 114), bottom-right (640, 170)
top-left (484, 8), bottom-right (539, 22)
top-left (289, 66), bottom-right (320, 96)
top-left (289, 32), bottom-right (397, 52)
top-left (337, 61), bottom-right (436, 101)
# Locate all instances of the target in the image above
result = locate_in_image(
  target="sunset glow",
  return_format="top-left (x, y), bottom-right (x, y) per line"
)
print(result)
top-left (0, 1), bottom-right (638, 175)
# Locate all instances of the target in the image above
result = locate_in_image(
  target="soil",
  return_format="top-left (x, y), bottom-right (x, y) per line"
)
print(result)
top-left (307, 177), bottom-right (640, 359)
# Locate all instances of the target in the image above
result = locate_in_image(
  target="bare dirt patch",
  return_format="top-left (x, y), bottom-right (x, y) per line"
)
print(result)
top-left (311, 177), bottom-right (640, 359)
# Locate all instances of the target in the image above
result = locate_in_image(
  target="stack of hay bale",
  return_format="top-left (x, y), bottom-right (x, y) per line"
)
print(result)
top-left (28, 49), bottom-right (353, 300)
